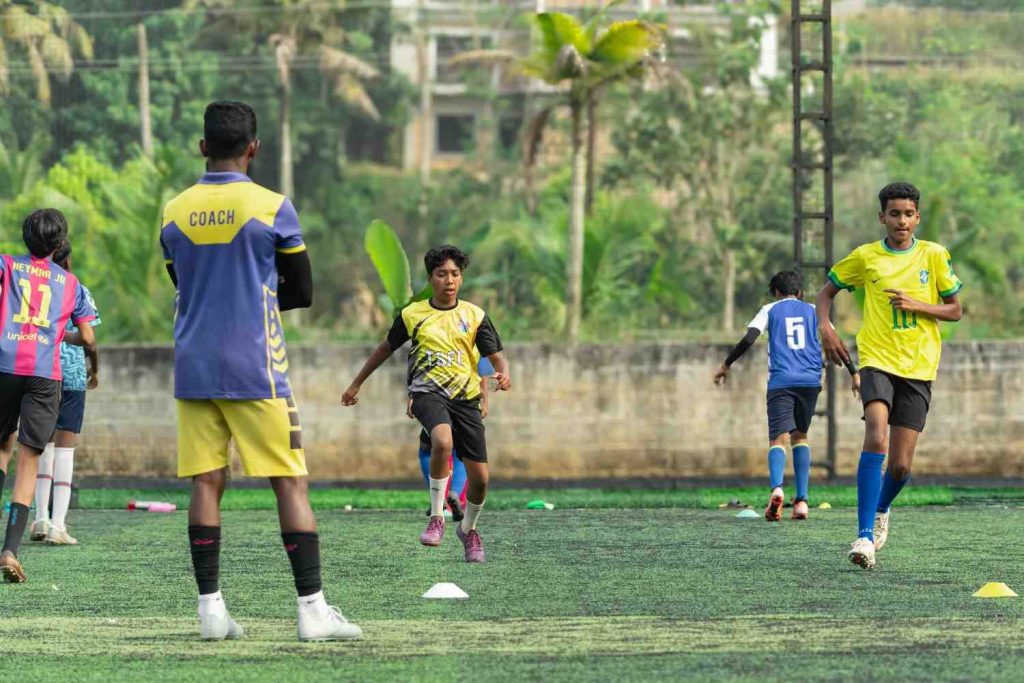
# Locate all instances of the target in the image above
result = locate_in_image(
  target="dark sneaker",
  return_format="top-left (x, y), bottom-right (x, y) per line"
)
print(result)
top-left (0, 550), bottom-right (26, 583)
top-left (456, 525), bottom-right (485, 563)
top-left (446, 495), bottom-right (464, 523)
top-left (420, 517), bottom-right (445, 546)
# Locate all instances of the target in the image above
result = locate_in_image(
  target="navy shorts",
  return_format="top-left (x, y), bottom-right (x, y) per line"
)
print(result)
top-left (55, 390), bottom-right (87, 434)
top-left (766, 386), bottom-right (821, 440)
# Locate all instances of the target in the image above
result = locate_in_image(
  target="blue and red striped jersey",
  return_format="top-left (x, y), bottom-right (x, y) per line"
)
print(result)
top-left (0, 254), bottom-right (97, 381)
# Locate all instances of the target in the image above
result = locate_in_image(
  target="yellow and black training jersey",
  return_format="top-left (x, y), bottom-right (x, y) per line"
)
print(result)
top-left (386, 299), bottom-right (502, 401)
top-left (828, 237), bottom-right (963, 381)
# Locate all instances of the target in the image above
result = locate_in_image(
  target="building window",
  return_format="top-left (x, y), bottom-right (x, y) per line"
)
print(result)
top-left (498, 116), bottom-right (522, 158)
top-left (436, 35), bottom-right (477, 84)
top-left (436, 115), bottom-right (475, 154)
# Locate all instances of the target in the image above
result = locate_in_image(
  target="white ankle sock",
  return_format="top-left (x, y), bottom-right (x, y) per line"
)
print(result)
top-left (51, 447), bottom-right (75, 529)
top-left (428, 477), bottom-right (449, 518)
top-left (198, 590), bottom-right (226, 617)
top-left (298, 590), bottom-right (328, 617)
top-left (34, 443), bottom-right (55, 523)
top-left (461, 499), bottom-right (484, 534)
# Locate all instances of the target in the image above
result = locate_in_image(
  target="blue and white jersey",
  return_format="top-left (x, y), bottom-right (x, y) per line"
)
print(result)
top-left (59, 284), bottom-right (101, 392)
top-left (747, 298), bottom-right (822, 390)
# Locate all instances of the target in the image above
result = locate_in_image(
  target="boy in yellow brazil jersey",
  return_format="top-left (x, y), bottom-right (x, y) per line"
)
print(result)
top-left (342, 245), bottom-right (511, 563)
top-left (815, 182), bottom-right (963, 570)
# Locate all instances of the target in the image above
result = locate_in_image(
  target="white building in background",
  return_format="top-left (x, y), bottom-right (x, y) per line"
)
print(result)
top-left (390, 0), bottom-right (780, 172)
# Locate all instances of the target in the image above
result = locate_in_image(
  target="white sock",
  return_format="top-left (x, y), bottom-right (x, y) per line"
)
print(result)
top-left (461, 499), bottom-right (484, 534)
top-left (34, 442), bottom-right (55, 523)
top-left (428, 477), bottom-right (449, 518)
top-left (198, 590), bottom-right (227, 617)
top-left (51, 447), bottom-right (74, 529)
top-left (297, 590), bottom-right (328, 617)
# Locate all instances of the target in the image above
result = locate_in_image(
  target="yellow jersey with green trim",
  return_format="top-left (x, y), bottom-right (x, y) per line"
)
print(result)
top-left (386, 299), bottom-right (503, 401)
top-left (159, 171), bottom-right (305, 399)
top-left (828, 238), bottom-right (963, 381)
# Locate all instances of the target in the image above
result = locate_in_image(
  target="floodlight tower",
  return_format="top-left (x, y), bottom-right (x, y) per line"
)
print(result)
top-left (791, 0), bottom-right (836, 478)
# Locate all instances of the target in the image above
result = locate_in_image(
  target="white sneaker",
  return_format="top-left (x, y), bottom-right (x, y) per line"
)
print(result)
top-left (200, 611), bottom-right (245, 641)
top-left (848, 537), bottom-right (877, 569)
top-left (46, 525), bottom-right (78, 546)
top-left (874, 510), bottom-right (890, 551)
top-left (30, 520), bottom-right (50, 542)
top-left (298, 599), bottom-right (363, 642)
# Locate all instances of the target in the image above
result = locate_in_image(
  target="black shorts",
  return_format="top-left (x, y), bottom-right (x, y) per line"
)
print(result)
top-left (411, 393), bottom-right (487, 463)
top-left (55, 390), bottom-right (87, 434)
top-left (766, 386), bottom-right (821, 440)
top-left (0, 372), bottom-right (62, 452)
top-left (860, 367), bottom-right (932, 432)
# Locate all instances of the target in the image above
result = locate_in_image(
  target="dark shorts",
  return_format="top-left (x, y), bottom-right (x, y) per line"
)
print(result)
top-left (766, 386), bottom-right (821, 440)
top-left (0, 372), bottom-right (62, 452)
top-left (411, 393), bottom-right (487, 463)
top-left (860, 367), bottom-right (932, 432)
top-left (55, 390), bottom-right (87, 434)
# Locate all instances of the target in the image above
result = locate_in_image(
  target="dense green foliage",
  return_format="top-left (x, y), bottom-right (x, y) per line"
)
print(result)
top-left (6, 506), bottom-right (1024, 681)
top-left (0, 1), bottom-right (1019, 341)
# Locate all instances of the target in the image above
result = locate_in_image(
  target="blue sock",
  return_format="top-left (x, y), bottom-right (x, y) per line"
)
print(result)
top-left (792, 443), bottom-right (811, 501)
top-left (767, 446), bottom-right (786, 490)
top-left (417, 447), bottom-right (431, 486)
top-left (450, 453), bottom-right (467, 498)
top-left (876, 470), bottom-right (909, 513)
top-left (856, 451), bottom-right (886, 540)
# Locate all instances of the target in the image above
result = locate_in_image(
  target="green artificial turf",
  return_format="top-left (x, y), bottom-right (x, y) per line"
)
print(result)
top-left (4, 507), bottom-right (1024, 681)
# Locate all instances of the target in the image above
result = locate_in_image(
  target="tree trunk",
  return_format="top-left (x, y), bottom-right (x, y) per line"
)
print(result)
top-left (585, 94), bottom-right (597, 216)
top-left (722, 248), bottom-right (736, 333)
top-left (137, 23), bottom-right (153, 158)
top-left (279, 72), bottom-right (293, 198)
top-left (565, 95), bottom-right (587, 344)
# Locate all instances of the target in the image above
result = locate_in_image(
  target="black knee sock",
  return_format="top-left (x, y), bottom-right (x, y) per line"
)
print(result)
top-left (188, 525), bottom-right (221, 595)
top-left (282, 532), bottom-right (322, 597)
top-left (2, 503), bottom-right (29, 555)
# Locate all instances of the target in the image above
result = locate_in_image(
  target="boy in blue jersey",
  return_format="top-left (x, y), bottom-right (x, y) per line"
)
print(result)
top-left (0, 215), bottom-right (97, 583)
top-left (160, 101), bottom-right (359, 640)
top-left (30, 242), bottom-right (100, 546)
top-left (714, 271), bottom-right (824, 521)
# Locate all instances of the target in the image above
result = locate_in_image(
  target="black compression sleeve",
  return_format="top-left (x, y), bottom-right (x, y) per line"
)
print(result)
top-left (723, 327), bottom-right (761, 366)
top-left (276, 250), bottom-right (313, 311)
top-left (165, 263), bottom-right (178, 287)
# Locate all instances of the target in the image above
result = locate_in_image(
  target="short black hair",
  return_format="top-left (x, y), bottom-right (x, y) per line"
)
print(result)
top-left (203, 100), bottom-right (257, 160)
top-left (424, 244), bottom-right (469, 275)
top-left (878, 182), bottom-right (920, 212)
top-left (769, 270), bottom-right (802, 297)
top-left (22, 209), bottom-right (68, 258)
top-left (52, 240), bottom-right (72, 270)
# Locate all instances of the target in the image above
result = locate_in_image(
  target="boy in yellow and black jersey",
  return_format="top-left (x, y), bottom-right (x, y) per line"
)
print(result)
top-left (816, 182), bottom-right (963, 570)
top-left (343, 245), bottom-right (511, 563)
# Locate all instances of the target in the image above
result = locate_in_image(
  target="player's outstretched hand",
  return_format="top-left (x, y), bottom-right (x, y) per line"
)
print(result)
top-left (87, 371), bottom-right (99, 390)
top-left (341, 385), bottom-right (360, 406)
top-left (492, 372), bottom-right (511, 391)
top-left (819, 325), bottom-right (850, 366)
top-left (713, 364), bottom-right (729, 385)
top-left (852, 372), bottom-right (861, 399)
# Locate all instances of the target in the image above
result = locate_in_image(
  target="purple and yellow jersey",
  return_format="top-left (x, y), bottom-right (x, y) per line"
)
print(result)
top-left (159, 171), bottom-right (305, 399)
top-left (0, 254), bottom-right (97, 381)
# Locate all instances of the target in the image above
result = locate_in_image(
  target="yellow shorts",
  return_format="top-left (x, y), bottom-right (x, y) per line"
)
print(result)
top-left (177, 397), bottom-right (307, 478)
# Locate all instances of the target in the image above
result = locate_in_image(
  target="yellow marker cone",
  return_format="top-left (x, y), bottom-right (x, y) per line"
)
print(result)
top-left (972, 582), bottom-right (1018, 598)
top-left (818, 502), bottom-right (832, 509)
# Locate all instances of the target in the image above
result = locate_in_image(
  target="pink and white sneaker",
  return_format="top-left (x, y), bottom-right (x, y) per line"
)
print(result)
top-left (765, 487), bottom-right (784, 522)
top-left (420, 517), bottom-right (445, 546)
top-left (456, 525), bottom-right (485, 563)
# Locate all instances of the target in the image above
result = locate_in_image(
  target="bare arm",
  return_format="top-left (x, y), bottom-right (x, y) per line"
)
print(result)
top-left (341, 341), bottom-right (395, 406)
top-left (815, 281), bottom-right (850, 366)
top-left (86, 344), bottom-right (100, 389)
top-left (487, 351), bottom-right (511, 391)
top-left (885, 290), bottom-right (962, 322)
top-left (479, 373), bottom-right (490, 419)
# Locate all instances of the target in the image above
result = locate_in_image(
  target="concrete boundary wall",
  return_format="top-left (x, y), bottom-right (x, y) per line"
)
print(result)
top-left (74, 342), bottom-right (1024, 481)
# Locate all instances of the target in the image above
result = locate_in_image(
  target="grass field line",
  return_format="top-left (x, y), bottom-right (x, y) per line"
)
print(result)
top-left (6, 614), bottom-right (1024, 658)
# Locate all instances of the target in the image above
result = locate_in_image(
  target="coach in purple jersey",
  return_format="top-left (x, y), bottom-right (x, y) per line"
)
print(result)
top-left (0, 212), bottom-right (96, 583)
top-left (159, 101), bottom-right (360, 642)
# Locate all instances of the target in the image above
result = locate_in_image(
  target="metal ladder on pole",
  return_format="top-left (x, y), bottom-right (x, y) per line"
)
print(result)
top-left (791, 0), bottom-right (837, 478)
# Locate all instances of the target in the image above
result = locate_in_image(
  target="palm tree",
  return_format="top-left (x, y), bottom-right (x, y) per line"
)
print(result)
top-left (453, 6), bottom-right (662, 342)
top-left (186, 0), bottom-right (381, 198)
top-left (0, 1), bottom-right (93, 105)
